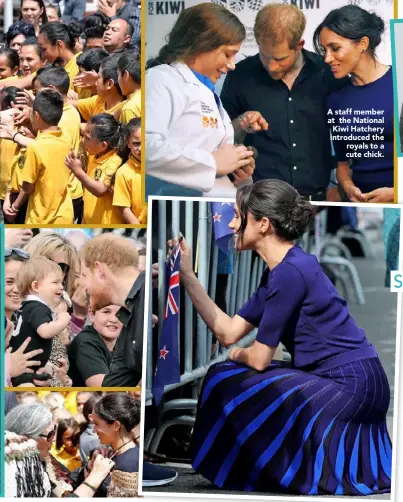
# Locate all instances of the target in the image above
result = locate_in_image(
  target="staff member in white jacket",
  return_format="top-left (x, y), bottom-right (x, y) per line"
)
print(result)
top-left (146, 3), bottom-right (265, 198)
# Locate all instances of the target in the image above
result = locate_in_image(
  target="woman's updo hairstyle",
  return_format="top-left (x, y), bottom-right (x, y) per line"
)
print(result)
top-left (146, 2), bottom-right (245, 69)
top-left (313, 5), bottom-right (384, 59)
top-left (94, 393), bottom-right (140, 433)
top-left (236, 180), bottom-right (316, 241)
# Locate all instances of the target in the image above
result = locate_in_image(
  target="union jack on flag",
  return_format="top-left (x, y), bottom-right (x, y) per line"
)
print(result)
top-left (152, 244), bottom-right (181, 405)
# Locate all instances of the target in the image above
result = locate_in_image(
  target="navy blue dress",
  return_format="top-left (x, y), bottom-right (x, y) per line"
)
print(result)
top-left (327, 68), bottom-right (393, 193)
top-left (192, 246), bottom-right (391, 495)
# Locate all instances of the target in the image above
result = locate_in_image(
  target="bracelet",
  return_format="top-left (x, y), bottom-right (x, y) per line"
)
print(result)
top-left (82, 481), bottom-right (97, 493)
top-left (12, 132), bottom-right (20, 142)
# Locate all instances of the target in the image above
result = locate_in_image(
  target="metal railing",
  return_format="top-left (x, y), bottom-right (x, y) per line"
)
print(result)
top-left (144, 201), bottom-right (372, 454)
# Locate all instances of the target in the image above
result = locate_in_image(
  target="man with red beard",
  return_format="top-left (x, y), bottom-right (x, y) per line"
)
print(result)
top-left (80, 233), bottom-right (144, 387)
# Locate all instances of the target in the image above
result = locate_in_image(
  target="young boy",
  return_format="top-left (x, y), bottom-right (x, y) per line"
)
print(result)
top-left (117, 50), bottom-right (141, 124)
top-left (75, 47), bottom-right (109, 99)
top-left (10, 256), bottom-right (71, 386)
top-left (33, 67), bottom-right (84, 223)
top-left (7, 89), bottom-right (74, 224)
top-left (113, 117), bottom-right (147, 224)
top-left (72, 53), bottom-right (125, 122)
top-left (68, 305), bottom-right (123, 387)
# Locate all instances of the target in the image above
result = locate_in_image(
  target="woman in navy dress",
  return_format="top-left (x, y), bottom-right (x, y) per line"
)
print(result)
top-left (177, 179), bottom-right (391, 495)
top-left (314, 6), bottom-right (393, 203)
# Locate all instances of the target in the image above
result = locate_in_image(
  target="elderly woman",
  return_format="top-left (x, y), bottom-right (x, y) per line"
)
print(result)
top-left (5, 402), bottom-right (114, 497)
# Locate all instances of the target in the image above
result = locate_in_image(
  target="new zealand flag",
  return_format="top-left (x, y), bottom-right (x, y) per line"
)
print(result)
top-left (152, 244), bottom-right (181, 405)
top-left (211, 202), bottom-right (235, 255)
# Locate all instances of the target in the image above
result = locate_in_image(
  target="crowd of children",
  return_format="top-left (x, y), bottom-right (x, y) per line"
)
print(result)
top-left (0, 0), bottom-right (145, 225)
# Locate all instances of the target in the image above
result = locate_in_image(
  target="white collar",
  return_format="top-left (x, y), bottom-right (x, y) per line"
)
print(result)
top-left (171, 62), bottom-right (201, 86)
top-left (24, 294), bottom-right (50, 307)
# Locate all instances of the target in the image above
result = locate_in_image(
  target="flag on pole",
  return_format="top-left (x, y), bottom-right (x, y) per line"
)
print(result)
top-left (152, 244), bottom-right (181, 405)
top-left (211, 202), bottom-right (235, 255)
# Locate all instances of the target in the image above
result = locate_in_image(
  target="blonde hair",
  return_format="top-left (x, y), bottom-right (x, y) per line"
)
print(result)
top-left (80, 233), bottom-right (139, 272)
top-left (16, 256), bottom-right (63, 298)
top-left (25, 232), bottom-right (78, 297)
top-left (254, 3), bottom-right (306, 49)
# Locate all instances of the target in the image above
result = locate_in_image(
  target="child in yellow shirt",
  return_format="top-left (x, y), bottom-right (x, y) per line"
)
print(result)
top-left (117, 50), bottom-right (141, 124)
top-left (6, 89), bottom-right (73, 224)
top-left (113, 117), bottom-right (147, 224)
top-left (65, 113), bottom-right (125, 224)
top-left (33, 66), bottom-right (84, 223)
top-left (75, 47), bottom-right (109, 99)
top-left (72, 53), bottom-right (125, 121)
top-left (0, 87), bottom-right (19, 218)
top-left (0, 48), bottom-right (20, 80)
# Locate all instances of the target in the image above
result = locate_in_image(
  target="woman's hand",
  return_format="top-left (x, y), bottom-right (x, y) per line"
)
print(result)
top-left (362, 187), bottom-right (394, 203)
top-left (88, 454), bottom-right (115, 482)
top-left (5, 228), bottom-right (33, 247)
top-left (213, 144), bottom-right (254, 177)
top-left (232, 156), bottom-right (255, 184)
top-left (168, 236), bottom-right (193, 277)
top-left (8, 338), bottom-right (43, 378)
top-left (239, 111), bottom-right (269, 133)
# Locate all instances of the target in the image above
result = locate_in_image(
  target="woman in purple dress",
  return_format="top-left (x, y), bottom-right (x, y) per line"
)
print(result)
top-left (178, 179), bottom-right (391, 495)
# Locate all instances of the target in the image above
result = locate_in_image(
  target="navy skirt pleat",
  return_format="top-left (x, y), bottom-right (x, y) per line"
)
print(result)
top-left (191, 357), bottom-right (392, 495)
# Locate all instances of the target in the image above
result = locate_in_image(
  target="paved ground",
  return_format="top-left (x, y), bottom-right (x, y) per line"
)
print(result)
top-left (143, 224), bottom-right (397, 500)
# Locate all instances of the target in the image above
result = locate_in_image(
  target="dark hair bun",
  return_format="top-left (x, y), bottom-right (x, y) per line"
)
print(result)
top-left (236, 180), bottom-right (316, 241)
top-left (94, 393), bottom-right (140, 432)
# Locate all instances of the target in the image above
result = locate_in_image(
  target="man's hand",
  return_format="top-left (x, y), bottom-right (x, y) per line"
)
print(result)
top-left (239, 111), bottom-right (269, 133)
top-left (97, 0), bottom-right (117, 17)
top-left (73, 71), bottom-right (98, 89)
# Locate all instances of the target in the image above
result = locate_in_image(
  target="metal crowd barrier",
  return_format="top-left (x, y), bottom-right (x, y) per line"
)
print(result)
top-left (144, 202), bottom-right (370, 453)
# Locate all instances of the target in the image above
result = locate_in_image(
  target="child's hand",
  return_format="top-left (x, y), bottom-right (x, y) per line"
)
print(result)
top-left (15, 89), bottom-right (34, 108)
top-left (0, 124), bottom-right (15, 140)
top-left (73, 71), bottom-right (98, 89)
top-left (11, 103), bottom-right (31, 126)
top-left (3, 204), bottom-right (18, 222)
top-left (65, 150), bottom-right (83, 175)
top-left (56, 311), bottom-right (71, 327)
top-left (67, 89), bottom-right (78, 101)
top-left (19, 126), bottom-right (35, 139)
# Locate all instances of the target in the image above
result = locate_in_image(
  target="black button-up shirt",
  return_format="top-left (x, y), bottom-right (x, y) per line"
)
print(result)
top-left (221, 50), bottom-right (345, 196)
top-left (102, 271), bottom-right (145, 387)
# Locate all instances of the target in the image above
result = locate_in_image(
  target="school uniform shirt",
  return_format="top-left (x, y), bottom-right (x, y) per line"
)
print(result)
top-left (10, 145), bottom-right (27, 193)
top-left (83, 150), bottom-right (124, 224)
top-left (120, 89), bottom-right (141, 124)
top-left (0, 139), bottom-right (18, 199)
top-left (59, 103), bottom-right (83, 201)
top-left (77, 96), bottom-right (125, 122)
top-left (10, 294), bottom-right (55, 368)
top-left (112, 155), bottom-right (147, 224)
top-left (67, 325), bottom-right (114, 387)
top-left (22, 129), bottom-right (74, 224)
top-left (146, 62), bottom-right (239, 197)
top-left (64, 54), bottom-right (80, 90)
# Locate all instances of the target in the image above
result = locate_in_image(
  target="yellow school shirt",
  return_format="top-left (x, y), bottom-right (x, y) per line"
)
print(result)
top-left (10, 144), bottom-right (27, 193)
top-left (23, 129), bottom-right (74, 224)
top-left (83, 150), bottom-right (124, 224)
top-left (50, 445), bottom-right (82, 472)
top-left (64, 54), bottom-right (80, 90)
top-left (113, 155), bottom-right (147, 224)
top-left (59, 103), bottom-right (83, 200)
top-left (0, 139), bottom-right (18, 199)
top-left (77, 96), bottom-right (125, 122)
top-left (120, 89), bottom-right (141, 124)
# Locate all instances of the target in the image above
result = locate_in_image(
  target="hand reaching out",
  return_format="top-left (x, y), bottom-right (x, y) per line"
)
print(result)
top-left (65, 150), bottom-right (83, 175)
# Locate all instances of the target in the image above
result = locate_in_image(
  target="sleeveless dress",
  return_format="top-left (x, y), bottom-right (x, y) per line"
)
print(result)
top-left (191, 246), bottom-right (391, 495)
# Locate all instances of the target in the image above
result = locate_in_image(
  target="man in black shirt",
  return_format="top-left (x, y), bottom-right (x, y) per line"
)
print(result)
top-left (80, 234), bottom-right (144, 387)
top-left (221, 3), bottom-right (344, 200)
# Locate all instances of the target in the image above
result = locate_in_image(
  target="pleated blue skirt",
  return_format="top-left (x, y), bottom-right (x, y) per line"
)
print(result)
top-left (191, 357), bottom-right (392, 495)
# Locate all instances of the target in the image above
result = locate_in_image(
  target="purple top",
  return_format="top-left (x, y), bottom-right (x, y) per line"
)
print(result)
top-left (237, 246), bottom-right (376, 371)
